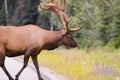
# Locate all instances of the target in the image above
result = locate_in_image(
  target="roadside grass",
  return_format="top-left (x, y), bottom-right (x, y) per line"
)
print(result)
top-left (37, 47), bottom-right (120, 80)
top-left (36, 48), bottom-right (119, 80)
top-left (38, 49), bottom-right (92, 80)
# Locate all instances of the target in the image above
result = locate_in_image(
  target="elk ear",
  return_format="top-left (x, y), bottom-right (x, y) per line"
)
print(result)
top-left (61, 29), bottom-right (67, 35)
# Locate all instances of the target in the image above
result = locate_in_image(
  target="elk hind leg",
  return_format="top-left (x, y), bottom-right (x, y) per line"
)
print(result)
top-left (31, 55), bottom-right (44, 80)
top-left (0, 58), bottom-right (14, 80)
top-left (15, 54), bottom-right (30, 80)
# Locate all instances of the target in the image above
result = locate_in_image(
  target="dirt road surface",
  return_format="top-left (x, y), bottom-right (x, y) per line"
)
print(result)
top-left (0, 57), bottom-right (66, 80)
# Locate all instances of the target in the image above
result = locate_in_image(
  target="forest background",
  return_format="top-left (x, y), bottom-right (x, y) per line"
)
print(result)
top-left (0, 0), bottom-right (120, 50)
top-left (0, 0), bottom-right (120, 80)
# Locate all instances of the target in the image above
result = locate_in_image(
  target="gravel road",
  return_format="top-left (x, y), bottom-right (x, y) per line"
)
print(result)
top-left (0, 57), bottom-right (66, 80)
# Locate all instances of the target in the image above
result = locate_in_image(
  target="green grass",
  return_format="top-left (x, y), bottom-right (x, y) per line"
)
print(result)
top-left (37, 48), bottom-right (120, 80)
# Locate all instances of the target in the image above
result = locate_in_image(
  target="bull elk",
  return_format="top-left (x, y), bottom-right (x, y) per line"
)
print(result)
top-left (0, 0), bottom-right (82, 80)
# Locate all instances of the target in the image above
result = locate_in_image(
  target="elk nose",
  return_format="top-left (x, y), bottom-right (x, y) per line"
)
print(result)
top-left (71, 43), bottom-right (77, 47)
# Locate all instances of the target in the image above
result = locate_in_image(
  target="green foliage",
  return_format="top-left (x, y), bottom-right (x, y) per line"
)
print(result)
top-left (112, 0), bottom-right (120, 48)
top-left (0, 0), bottom-right (120, 49)
top-left (114, 36), bottom-right (120, 48)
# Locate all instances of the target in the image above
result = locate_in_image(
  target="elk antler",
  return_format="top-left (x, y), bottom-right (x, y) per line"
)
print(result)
top-left (40, 0), bottom-right (82, 33)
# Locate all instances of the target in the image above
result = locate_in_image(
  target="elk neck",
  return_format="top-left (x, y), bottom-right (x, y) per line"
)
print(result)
top-left (42, 30), bottom-right (64, 50)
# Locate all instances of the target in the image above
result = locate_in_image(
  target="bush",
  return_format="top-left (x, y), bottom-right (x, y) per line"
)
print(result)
top-left (114, 36), bottom-right (120, 48)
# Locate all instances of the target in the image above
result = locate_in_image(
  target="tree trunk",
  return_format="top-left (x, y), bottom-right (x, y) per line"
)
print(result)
top-left (0, 0), bottom-right (7, 25)
top-left (7, 0), bottom-right (40, 26)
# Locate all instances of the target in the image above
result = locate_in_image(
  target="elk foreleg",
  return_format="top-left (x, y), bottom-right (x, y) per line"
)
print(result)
top-left (31, 55), bottom-right (44, 80)
top-left (0, 58), bottom-right (14, 80)
top-left (15, 54), bottom-right (30, 80)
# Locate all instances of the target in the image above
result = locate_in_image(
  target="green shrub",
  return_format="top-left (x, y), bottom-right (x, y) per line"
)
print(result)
top-left (114, 36), bottom-right (120, 48)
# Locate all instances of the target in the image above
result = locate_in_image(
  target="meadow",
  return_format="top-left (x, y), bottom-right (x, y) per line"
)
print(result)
top-left (37, 47), bottom-right (120, 80)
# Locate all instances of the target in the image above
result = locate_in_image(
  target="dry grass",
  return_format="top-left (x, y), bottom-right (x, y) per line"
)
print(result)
top-left (17, 47), bottom-right (120, 80)
top-left (37, 48), bottom-right (120, 80)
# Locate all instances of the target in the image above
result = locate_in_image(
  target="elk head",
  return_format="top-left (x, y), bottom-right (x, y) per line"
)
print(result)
top-left (40, 0), bottom-right (82, 47)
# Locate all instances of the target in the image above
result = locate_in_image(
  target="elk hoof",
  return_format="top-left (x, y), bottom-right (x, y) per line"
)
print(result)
top-left (9, 78), bottom-right (14, 80)
top-left (15, 78), bottom-right (18, 80)
top-left (40, 78), bottom-right (44, 80)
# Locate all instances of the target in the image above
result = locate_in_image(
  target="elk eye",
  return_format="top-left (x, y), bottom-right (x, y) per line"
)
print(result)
top-left (67, 35), bottom-right (71, 38)
top-left (67, 36), bottom-right (70, 38)
top-left (67, 36), bottom-right (71, 39)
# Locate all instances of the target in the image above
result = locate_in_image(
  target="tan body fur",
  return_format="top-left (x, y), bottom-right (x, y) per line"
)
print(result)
top-left (0, 24), bottom-right (76, 80)
top-left (0, 24), bottom-right (66, 57)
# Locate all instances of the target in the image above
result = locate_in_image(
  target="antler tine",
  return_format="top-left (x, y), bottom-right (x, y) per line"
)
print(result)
top-left (56, 0), bottom-right (59, 7)
top-left (50, 0), bottom-right (53, 2)
top-left (40, 0), bottom-right (83, 32)
top-left (39, 4), bottom-right (50, 11)
top-left (67, 15), bottom-right (72, 23)
top-left (63, 14), bottom-right (71, 30)
top-left (70, 25), bottom-right (82, 32)
top-left (63, 0), bottom-right (67, 13)
top-left (39, 0), bottom-right (65, 28)
top-left (40, 0), bottom-right (57, 11)
top-left (63, 13), bottom-right (82, 32)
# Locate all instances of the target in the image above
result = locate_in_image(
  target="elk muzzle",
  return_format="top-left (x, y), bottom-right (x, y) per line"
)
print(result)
top-left (62, 35), bottom-right (77, 48)
top-left (70, 40), bottom-right (77, 47)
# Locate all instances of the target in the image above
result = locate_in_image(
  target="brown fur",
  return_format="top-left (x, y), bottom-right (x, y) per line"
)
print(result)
top-left (0, 24), bottom-right (77, 80)
top-left (0, 0), bottom-right (82, 80)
